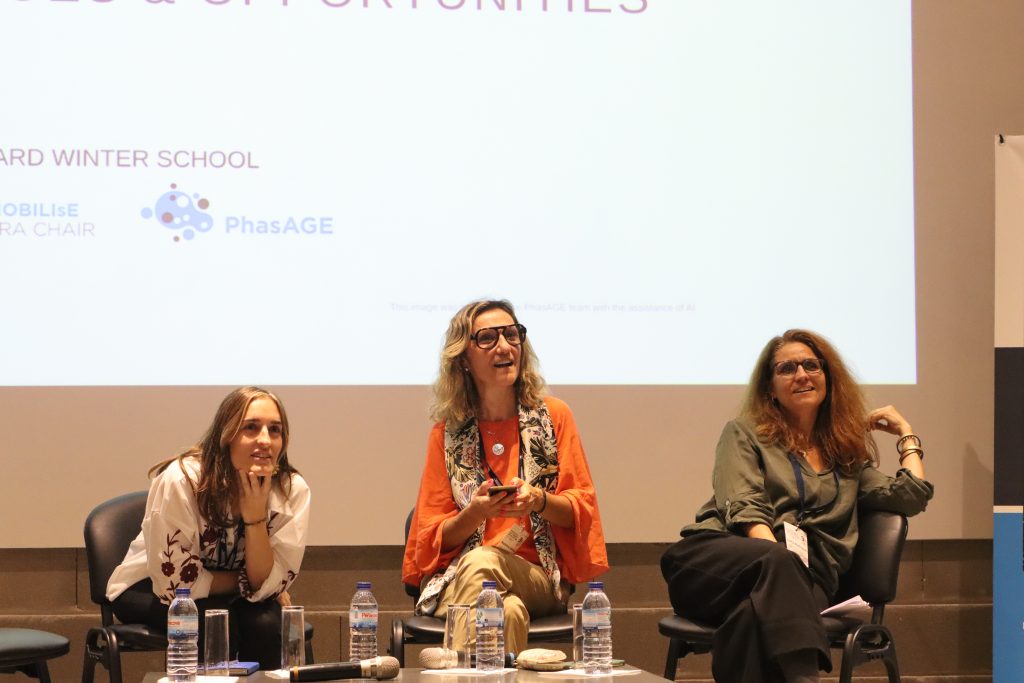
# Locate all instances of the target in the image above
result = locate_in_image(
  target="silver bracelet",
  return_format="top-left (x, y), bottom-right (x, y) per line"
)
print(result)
top-left (896, 434), bottom-right (922, 454)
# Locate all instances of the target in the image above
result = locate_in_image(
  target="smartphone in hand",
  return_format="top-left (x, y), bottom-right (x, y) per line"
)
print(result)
top-left (488, 485), bottom-right (518, 496)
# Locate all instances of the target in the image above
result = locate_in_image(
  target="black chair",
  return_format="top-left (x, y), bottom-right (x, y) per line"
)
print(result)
top-left (658, 510), bottom-right (908, 683)
top-left (82, 491), bottom-right (169, 683)
top-left (0, 628), bottom-right (70, 683)
top-left (82, 491), bottom-right (314, 683)
top-left (389, 509), bottom-right (574, 666)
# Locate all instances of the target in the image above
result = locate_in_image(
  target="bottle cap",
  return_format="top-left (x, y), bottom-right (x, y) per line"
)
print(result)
top-left (482, 580), bottom-right (497, 589)
top-left (357, 581), bottom-right (372, 590)
top-left (174, 587), bottom-right (191, 597)
top-left (587, 581), bottom-right (604, 590)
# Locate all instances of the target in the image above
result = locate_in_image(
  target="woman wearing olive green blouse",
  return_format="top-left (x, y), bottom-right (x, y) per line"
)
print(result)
top-left (660, 329), bottom-right (933, 683)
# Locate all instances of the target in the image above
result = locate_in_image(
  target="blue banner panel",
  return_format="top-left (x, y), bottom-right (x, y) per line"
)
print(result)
top-left (994, 511), bottom-right (1024, 681)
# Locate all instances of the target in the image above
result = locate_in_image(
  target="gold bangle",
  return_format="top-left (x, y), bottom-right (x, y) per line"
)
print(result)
top-left (897, 434), bottom-right (922, 454)
top-left (899, 447), bottom-right (924, 464)
top-left (537, 490), bottom-right (548, 514)
top-left (244, 517), bottom-right (268, 527)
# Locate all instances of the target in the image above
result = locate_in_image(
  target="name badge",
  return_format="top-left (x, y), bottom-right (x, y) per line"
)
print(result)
top-left (498, 523), bottom-right (529, 554)
top-left (783, 521), bottom-right (809, 567)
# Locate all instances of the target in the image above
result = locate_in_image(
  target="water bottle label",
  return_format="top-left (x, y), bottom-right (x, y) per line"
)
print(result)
top-left (476, 607), bottom-right (504, 628)
top-left (167, 615), bottom-right (198, 637)
top-left (351, 607), bottom-right (378, 629)
top-left (582, 607), bottom-right (610, 629)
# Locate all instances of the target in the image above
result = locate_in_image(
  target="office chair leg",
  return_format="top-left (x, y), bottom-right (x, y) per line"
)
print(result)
top-left (839, 624), bottom-right (899, 683)
top-left (882, 640), bottom-right (901, 683)
top-left (663, 637), bottom-right (682, 680)
top-left (82, 628), bottom-right (104, 683)
top-left (390, 621), bottom-right (405, 667)
top-left (27, 662), bottom-right (53, 683)
top-left (106, 629), bottom-right (124, 683)
top-left (7, 663), bottom-right (53, 683)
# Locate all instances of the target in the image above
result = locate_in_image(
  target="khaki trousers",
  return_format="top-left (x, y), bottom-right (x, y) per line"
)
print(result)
top-left (435, 546), bottom-right (566, 655)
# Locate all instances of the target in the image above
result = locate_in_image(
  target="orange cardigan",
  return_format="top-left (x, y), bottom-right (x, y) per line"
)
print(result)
top-left (402, 396), bottom-right (609, 588)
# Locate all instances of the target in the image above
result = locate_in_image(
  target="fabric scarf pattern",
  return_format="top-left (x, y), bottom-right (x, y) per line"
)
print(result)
top-left (415, 402), bottom-right (562, 616)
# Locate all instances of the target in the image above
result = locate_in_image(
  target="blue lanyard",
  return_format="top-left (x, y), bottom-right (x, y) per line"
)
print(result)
top-left (478, 428), bottom-right (524, 486)
top-left (787, 453), bottom-right (840, 525)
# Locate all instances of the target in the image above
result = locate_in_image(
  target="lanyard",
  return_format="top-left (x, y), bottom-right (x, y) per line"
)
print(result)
top-left (787, 453), bottom-right (840, 525)
top-left (478, 429), bottom-right (524, 486)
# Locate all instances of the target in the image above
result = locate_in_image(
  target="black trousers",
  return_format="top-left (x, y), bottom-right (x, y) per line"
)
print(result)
top-left (111, 579), bottom-right (283, 670)
top-left (660, 532), bottom-right (831, 683)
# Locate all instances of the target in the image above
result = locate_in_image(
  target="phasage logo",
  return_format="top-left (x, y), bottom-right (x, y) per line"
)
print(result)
top-left (141, 183), bottom-right (214, 242)
top-left (141, 183), bottom-right (335, 242)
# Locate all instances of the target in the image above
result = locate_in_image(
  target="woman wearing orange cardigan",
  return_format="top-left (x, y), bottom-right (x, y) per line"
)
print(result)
top-left (402, 299), bottom-right (609, 655)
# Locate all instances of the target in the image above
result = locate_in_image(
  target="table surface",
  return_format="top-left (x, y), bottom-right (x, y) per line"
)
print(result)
top-left (141, 666), bottom-right (661, 683)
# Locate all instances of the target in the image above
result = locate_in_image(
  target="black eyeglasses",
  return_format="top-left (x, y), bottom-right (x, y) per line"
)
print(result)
top-left (471, 324), bottom-right (527, 350)
top-left (774, 358), bottom-right (825, 376)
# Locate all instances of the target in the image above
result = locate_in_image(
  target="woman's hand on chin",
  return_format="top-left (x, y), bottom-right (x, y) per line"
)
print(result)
top-left (237, 468), bottom-right (272, 524)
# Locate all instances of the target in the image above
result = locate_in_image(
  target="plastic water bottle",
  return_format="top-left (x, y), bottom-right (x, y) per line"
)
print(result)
top-left (349, 581), bottom-right (379, 661)
top-left (582, 581), bottom-right (612, 675)
top-left (166, 587), bottom-right (198, 682)
top-left (475, 580), bottom-right (505, 671)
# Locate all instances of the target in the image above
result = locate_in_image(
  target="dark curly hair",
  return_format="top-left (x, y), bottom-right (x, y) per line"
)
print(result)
top-left (742, 329), bottom-right (878, 474)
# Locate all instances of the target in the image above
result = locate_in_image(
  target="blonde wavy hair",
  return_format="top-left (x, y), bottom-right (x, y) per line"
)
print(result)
top-left (742, 329), bottom-right (878, 474)
top-left (150, 386), bottom-right (298, 529)
top-left (430, 299), bottom-right (547, 425)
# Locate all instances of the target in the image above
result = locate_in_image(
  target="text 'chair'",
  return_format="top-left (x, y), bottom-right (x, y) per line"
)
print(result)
top-left (658, 510), bottom-right (908, 683)
top-left (389, 508), bottom-right (574, 666)
top-left (0, 628), bottom-right (70, 683)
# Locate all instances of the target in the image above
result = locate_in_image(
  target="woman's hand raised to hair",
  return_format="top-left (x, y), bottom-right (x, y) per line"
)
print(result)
top-left (867, 405), bottom-right (913, 437)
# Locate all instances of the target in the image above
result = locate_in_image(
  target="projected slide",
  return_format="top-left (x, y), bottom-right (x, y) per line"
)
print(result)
top-left (0, 0), bottom-right (915, 385)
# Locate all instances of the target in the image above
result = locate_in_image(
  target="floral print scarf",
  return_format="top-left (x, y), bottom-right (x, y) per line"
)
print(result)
top-left (415, 402), bottom-right (561, 616)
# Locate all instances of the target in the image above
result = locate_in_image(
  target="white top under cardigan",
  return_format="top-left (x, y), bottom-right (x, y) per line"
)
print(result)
top-left (106, 456), bottom-right (310, 604)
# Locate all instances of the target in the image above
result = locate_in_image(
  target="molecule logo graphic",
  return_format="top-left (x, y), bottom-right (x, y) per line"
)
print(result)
top-left (141, 183), bottom-right (214, 241)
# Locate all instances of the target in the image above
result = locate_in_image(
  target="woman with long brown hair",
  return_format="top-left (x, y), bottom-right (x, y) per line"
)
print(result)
top-left (402, 299), bottom-right (609, 656)
top-left (107, 386), bottom-right (310, 670)
top-left (661, 330), bottom-right (933, 683)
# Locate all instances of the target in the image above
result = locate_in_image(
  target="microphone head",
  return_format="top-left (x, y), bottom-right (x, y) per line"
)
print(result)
top-left (369, 655), bottom-right (401, 679)
top-left (418, 647), bottom-right (458, 669)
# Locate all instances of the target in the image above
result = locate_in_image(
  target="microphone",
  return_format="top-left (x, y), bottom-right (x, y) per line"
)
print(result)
top-left (290, 656), bottom-right (401, 682)
top-left (418, 647), bottom-right (458, 669)
top-left (417, 648), bottom-right (518, 670)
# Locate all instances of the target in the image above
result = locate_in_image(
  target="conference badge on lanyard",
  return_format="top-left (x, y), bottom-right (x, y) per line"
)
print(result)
top-left (785, 452), bottom-right (839, 568)
top-left (783, 521), bottom-right (810, 567)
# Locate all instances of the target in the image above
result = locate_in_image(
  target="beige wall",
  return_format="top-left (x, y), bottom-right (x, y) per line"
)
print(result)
top-left (2, 0), bottom-right (1024, 547)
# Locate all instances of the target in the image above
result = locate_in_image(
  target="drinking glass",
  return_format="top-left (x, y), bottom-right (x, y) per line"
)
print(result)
top-left (203, 609), bottom-right (230, 676)
top-left (572, 604), bottom-right (584, 667)
top-left (444, 604), bottom-right (474, 669)
top-left (280, 605), bottom-right (305, 670)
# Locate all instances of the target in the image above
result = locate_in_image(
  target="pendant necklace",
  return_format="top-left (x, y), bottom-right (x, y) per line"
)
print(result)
top-left (484, 428), bottom-right (505, 456)
top-left (479, 422), bottom-right (524, 486)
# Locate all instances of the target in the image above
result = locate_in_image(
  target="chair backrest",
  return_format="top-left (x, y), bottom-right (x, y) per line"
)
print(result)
top-left (83, 491), bottom-right (149, 618)
top-left (404, 508), bottom-right (420, 600)
top-left (835, 510), bottom-right (908, 606)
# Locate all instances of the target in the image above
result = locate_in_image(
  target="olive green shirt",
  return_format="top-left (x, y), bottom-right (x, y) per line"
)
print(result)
top-left (683, 419), bottom-right (934, 597)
